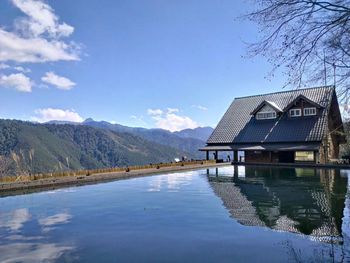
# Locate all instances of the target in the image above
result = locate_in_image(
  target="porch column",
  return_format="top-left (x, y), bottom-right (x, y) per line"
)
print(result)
top-left (215, 151), bottom-right (218, 160)
top-left (233, 150), bottom-right (238, 163)
top-left (314, 151), bottom-right (318, 163)
top-left (233, 165), bottom-right (238, 179)
top-left (206, 151), bottom-right (209, 161)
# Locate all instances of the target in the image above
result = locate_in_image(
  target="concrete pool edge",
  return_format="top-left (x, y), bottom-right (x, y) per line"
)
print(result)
top-left (0, 162), bottom-right (230, 196)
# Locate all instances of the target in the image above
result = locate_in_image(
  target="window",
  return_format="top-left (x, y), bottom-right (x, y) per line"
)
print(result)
top-left (256, 111), bottom-right (276, 120)
top-left (289, 108), bottom-right (301, 117)
top-left (295, 151), bottom-right (314, 162)
top-left (304, 107), bottom-right (317, 116)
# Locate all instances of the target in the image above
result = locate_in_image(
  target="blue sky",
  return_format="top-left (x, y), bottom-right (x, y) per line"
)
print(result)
top-left (0, 0), bottom-right (286, 131)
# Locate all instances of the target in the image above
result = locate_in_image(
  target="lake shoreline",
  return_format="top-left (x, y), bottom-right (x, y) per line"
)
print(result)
top-left (0, 162), bottom-right (229, 197)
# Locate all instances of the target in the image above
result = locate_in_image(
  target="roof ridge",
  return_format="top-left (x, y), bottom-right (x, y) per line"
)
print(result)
top-left (235, 85), bottom-right (334, 100)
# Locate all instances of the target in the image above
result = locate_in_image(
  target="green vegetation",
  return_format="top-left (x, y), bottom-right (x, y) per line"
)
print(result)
top-left (0, 120), bottom-right (192, 176)
top-left (82, 119), bottom-right (210, 158)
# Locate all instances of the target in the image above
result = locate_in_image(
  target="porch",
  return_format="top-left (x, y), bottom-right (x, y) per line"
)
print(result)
top-left (199, 143), bottom-right (321, 164)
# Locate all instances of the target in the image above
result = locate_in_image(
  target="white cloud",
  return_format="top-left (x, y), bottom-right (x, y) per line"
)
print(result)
top-left (0, 0), bottom-right (79, 65)
top-left (157, 113), bottom-right (198, 132)
top-left (13, 66), bottom-right (32, 73)
top-left (0, 73), bottom-right (32, 92)
top-left (192, 104), bottom-right (208, 111)
top-left (147, 108), bottom-right (163, 117)
top-left (41, 71), bottom-right (75, 90)
top-left (14, 66), bottom-right (31, 73)
top-left (0, 29), bottom-right (79, 63)
top-left (0, 63), bottom-right (31, 73)
top-left (167, 107), bottom-right (179, 114)
top-left (12, 0), bottom-right (74, 38)
top-left (147, 108), bottom-right (198, 132)
top-left (0, 63), bottom-right (10, 69)
top-left (31, 108), bottom-right (84, 123)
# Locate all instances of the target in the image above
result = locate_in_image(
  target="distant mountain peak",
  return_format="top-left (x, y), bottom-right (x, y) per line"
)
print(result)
top-left (80, 119), bottom-right (208, 158)
top-left (83, 118), bottom-right (95, 123)
top-left (173, 126), bottom-right (214, 141)
top-left (49, 118), bottom-right (213, 142)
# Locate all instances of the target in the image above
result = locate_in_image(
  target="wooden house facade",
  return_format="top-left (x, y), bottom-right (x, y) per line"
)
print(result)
top-left (200, 86), bottom-right (345, 164)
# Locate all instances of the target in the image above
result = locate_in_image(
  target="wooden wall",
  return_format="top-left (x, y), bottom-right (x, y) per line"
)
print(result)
top-left (245, 151), bottom-right (271, 163)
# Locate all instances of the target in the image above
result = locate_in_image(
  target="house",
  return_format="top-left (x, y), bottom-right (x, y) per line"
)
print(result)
top-left (200, 86), bottom-right (345, 163)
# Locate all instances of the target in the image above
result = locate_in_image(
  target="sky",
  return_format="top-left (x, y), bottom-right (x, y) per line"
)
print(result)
top-left (0, 0), bottom-right (287, 131)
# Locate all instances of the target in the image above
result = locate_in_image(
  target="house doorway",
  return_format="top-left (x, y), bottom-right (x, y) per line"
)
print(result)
top-left (278, 151), bottom-right (294, 163)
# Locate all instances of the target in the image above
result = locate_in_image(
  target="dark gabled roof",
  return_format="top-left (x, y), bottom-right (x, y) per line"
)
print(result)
top-left (207, 86), bottom-right (335, 144)
top-left (250, 100), bottom-right (283, 115)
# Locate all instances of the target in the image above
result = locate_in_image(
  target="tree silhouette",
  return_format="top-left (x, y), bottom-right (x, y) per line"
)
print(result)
top-left (246, 1), bottom-right (350, 104)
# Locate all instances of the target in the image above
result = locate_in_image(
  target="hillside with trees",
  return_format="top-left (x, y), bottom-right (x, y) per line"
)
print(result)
top-left (0, 120), bottom-right (192, 176)
top-left (82, 119), bottom-right (211, 158)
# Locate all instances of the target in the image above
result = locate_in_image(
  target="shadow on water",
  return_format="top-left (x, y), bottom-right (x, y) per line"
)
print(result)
top-left (207, 165), bottom-right (350, 262)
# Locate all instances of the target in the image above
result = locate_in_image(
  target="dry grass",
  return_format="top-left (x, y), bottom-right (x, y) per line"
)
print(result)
top-left (0, 160), bottom-right (216, 184)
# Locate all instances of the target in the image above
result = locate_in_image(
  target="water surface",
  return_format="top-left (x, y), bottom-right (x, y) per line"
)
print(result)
top-left (0, 166), bottom-right (349, 262)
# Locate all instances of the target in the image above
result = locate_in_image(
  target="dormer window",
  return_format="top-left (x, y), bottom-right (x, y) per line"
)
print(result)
top-left (251, 100), bottom-right (281, 120)
top-left (290, 108), bottom-right (301, 117)
top-left (256, 111), bottom-right (276, 120)
top-left (304, 107), bottom-right (316, 116)
top-left (284, 94), bottom-right (324, 118)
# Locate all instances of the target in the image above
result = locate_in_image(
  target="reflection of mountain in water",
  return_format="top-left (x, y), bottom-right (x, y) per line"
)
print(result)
top-left (208, 166), bottom-right (348, 243)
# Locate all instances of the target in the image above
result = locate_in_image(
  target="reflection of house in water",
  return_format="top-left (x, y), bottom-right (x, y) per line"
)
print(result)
top-left (207, 166), bottom-right (348, 242)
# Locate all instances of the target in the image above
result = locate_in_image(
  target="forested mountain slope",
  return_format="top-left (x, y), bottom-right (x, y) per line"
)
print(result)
top-left (0, 120), bottom-right (189, 176)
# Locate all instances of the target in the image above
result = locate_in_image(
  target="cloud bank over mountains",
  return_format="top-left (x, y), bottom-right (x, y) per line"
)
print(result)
top-left (31, 108), bottom-right (84, 123)
top-left (147, 108), bottom-right (198, 132)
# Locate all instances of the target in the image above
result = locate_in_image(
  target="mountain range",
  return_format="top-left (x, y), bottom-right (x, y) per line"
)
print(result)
top-left (0, 119), bottom-right (213, 176)
top-left (82, 118), bottom-right (212, 158)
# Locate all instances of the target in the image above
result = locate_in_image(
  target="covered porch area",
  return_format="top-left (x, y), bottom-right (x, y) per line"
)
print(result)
top-left (199, 143), bottom-right (321, 164)
top-left (199, 145), bottom-right (242, 163)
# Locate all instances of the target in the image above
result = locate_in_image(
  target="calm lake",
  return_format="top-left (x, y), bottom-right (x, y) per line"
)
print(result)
top-left (0, 166), bottom-right (349, 263)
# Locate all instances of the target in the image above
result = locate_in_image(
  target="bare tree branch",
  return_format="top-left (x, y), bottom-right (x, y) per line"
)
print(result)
top-left (245, 0), bottom-right (350, 108)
